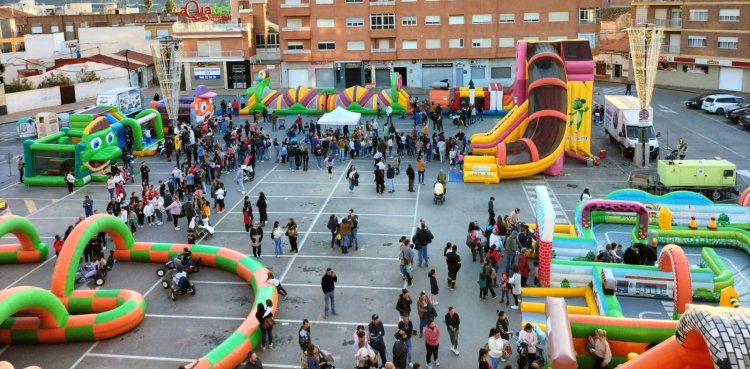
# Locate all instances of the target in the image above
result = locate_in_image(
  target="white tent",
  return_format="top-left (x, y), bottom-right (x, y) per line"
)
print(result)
top-left (317, 106), bottom-right (361, 126)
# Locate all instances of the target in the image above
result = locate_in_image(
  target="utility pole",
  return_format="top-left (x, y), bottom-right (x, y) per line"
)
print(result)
top-left (124, 49), bottom-right (131, 87)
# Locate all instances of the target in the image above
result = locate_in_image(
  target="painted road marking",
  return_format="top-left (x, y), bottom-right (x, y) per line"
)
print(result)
top-left (658, 104), bottom-right (677, 114)
top-left (23, 199), bottom-right (37, 214)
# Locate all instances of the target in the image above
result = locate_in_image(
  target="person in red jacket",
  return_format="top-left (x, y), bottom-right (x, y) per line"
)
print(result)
top-left (423, 319), bottom-right (441, 368)
top-left (518, 253), bottom-right (531, 287)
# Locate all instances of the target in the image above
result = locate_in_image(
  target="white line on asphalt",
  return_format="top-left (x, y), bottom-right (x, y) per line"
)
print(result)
top-left (85, 353), bottom-right (189, 363)
top-left (282, 283), bottom-right (402, 291)
top-left (142, 280), bottom-right (163, 298)
top-left (146, 313), bottom-right (244, 321)
top-left (227, 211), bottom-right (412, 217)
top-left (279, 254), bottom-right (399, 261)
top-left (638, 311), bottom-right (664, 319)
top-left (191, 280), bottom-right (247, 285)
top-left (686, 252), bottom-right (750, 289)
top-left (0, 345), bottom-right (8, 357)
top-left (275, 319), bottom-right (398, 328)
top-left (279, 161), bottom-right (351, 283)
top-left (0, 182), bottom-right (21, 193)
top-left (69, 341), bottom-right (99, 369)
top-left (4, 255), bottom-right (56, 290)
top-left (197, 164), bottom-right (279, 243)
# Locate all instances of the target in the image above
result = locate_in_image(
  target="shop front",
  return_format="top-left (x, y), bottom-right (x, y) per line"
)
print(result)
top-left (188, 62), bottom-right (226, 89)
top-left (334, 62), bottom-right (364, 89)
top-left (656, 55), bottom-right (750, 92)
top-left (312, 61), bottom-right (335, 89)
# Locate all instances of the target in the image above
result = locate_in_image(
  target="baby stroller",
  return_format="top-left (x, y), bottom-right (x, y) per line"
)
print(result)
top-left (188, 215), bottom-right (215, 240)
top-left (241, 164), bottom-right (255, 182)
top-left (517, 342), bottom-right (545, 369)
top-left (300, 344), bottom-right (335, 369)
top-left (433, 181), bottom-right (445, 205)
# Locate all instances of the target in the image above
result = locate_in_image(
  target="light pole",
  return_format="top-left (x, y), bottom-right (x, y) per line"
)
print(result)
top-left (124, 49), bottom-right (131, 87)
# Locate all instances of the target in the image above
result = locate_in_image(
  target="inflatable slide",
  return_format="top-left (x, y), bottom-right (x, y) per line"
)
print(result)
top-left (464, 40), bottom-right (595, 183)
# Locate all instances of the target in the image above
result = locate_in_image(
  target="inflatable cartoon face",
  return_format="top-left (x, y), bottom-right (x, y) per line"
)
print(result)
top-left (256, 69), bottom-right (269, 83)
top-left (192, 97), bottom-right (214, 124)
top-left (80, 118), bottom-right (122, 172)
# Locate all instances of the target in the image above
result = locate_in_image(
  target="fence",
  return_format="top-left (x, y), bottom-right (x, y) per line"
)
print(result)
top-left (5, 78), bottom-right (130, 114)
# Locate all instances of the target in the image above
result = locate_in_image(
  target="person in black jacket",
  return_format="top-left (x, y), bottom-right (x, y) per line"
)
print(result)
top-left (369, 314), bottom-right (387, 365)
top-left (396, 314), bottom-right (414, 366)
top-left (392, 331), bottom-right (409, 369)
top-left (298, 319), bottom-right (311, 352)
top-left (301, 147), bottom-right (310, 172)
top-left (395, 289), bottom-right (412, 317)
top-left (444, 307), bottom-right (461, 355)
top-left (637, 243), bottom-right (657, 266)
top-left (623, 244), bottom-right (640, 265)
top-left (446, 244), bottom-right (462, 289)
top-left (321, 268), bottom-right (337, 318)
top-left (406, 164), bottom-right (415, 192)
top-left (374, 167), bottom-right (385, 194)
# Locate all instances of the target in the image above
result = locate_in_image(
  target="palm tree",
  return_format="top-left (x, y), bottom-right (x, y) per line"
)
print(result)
top-left (165, 0), bottom-right (177, 13)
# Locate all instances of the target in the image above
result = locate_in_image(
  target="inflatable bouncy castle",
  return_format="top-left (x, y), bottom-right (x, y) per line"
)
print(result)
top-left (464, 40), bottom-right (596, 183)
top-left (149, 85), bottom-right (216, 125)
top-left (239, 70), bottom-right (410, 116)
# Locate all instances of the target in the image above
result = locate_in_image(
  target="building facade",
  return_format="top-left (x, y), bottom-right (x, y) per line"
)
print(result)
top-left (276, 0), bottom-right (601, 89)
top-left (632, 0), bottom-right (750, 92)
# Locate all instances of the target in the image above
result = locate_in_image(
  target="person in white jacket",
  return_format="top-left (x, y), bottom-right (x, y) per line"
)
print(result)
top-left (518, 323), bottom-right (539, 369)
top-left (487, 328), bottom-right (508, 369)
top-left (509, 264), bottom-right (523, 309)
top-left (150, 195), bottom-right (164, 225)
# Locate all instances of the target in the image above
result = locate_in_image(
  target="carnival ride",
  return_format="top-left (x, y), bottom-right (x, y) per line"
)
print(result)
top-left (464, 40), bottom-right (596, 183)
top-left (521, 185), bottom-right (750, 369)
top-left (0, 214), bottom-right (276, 369)
top-left (239, 70), bottom-right (410, 116)
top-left (149, 84), bottom-right (216, 126)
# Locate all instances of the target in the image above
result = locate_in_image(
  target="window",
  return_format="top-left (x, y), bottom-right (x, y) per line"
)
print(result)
top-left (51, 25), bottom-right (59, 33)
top-left (425, 16), bottom-right (440, 25)
top-left (524, 36), bottom-right (539, 41)
top-left (471, 38), bottom-right (490, 48)
top-left (499, 13), bottom-right (515, 23)
top-left (347, 40), bottom-right (365, 51)
top-left (402, 40), bottom-right (417, 49)
top-left (524, 12), bottom-right (540, 22)
top-left (145, 31), bottom-right (152, 40)
top-left (346, 17), bottom-right (364, 27)
top-left (449, 38), bottom-right (464, 48)
top-left (286, 18), bottom-right (302, 28)
top-left (689, 9), bottom-right (708, 21)
top-left (577, 32), bottom-right (598, 48)
top-left (345, 0), bottom-right (363, 2)
top-left (317, 41), bottom-right (335, 50)
top-left (317, 18), bottom-right (334, 27)
top-left (687, 35), bottom-right (707, 47)
top-left (157, 29), bottom-right (170, 39)
top-left (472, 14), bottom-right (491, 24)
top-left (31, 24), bottom-right (42, 33)
top-left (717, 36), bottom-right (738, 49)
top-left (548, 36), bottom-right (567, 41)
top-left (425, 39), bottom-right (441, 49)
top-left (449, 15), bottom-right (464, 25)
top-left (316, 0), bottom-right (333, 3)
top-left (491, 67), bottom-right (512, 79)
top-left (197, 40), bottom-right (221, 57)
top-left (471, 66), bottom-right (486, 79)
top-left (370, 13), bottom-right (395, 29)
top-left (402, 16), bottom-right (417, 26)
top-left (498, 37), bottom-right (514, 47)
top-left (719, 9), bottom-right (740, 22)
top-left (578, 8), bottom-right (599, 24)
top-left (287, 41), bottom-right (304, 50)
top-left (65, 23), bottom-right (74, 32)
top-left (549, 11), bottom-right (569, 22)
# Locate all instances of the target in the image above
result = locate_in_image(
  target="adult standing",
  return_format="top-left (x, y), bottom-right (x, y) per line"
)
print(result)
top-left (416, 156), bottom-right (426, 185)
top-left (257, 192), bottom-right (268, 226)
top-left (580, 188), bottom-right (591, 202)
top-left (392, 331), bottom-right (408, 369)
top-left (406, 164), bottom-right (415, 192)
top-left (235, 165), bottom-right (245, 194)
top-left (321, 268), bottom-right (338, 318)
top-left (165, 198), bottom-right (182, 230)
top-left (397, 314), bottom-right (414, 367)
top-left (369, 314), bottom-right (388, 365)
top-left (487, 328), bottom-right (506, 369)
top-left (250, 221), bottom-right (264, 258)
top-left (338, 218), bottom-right (353, 253)
top-left (395, 288), bottom-right (412, 318)
top-left (254, 303), bottom-right (270, 351)
top-left (347, 165), bottom-right (359, 193)
top-left (347, 209), bottom-right (359, 250)
top-left (588, 329), bottom-right (612, 369)
top-left (140, 162), bottom-right (150, 187)
top-left (106, 175), bottom-right (116, 199)
top-left (504, 229), bottom-right (520, 274)
top-left (17, 155), bottom-right (24, 183)
top-left (423, 319), bottom-right (441, 369)
top-left (414, 218), bottom-right (434, 267)
top-left (386, 105), bottom-right (393, 125)
top-left (285, 217), bottom-right (299, 253)
top-left (518, 323), bottom-right (539, 369)
top-left (271, 221), bottom-right (284, 257)
top-left (509, 264), bottom-right (522, 309)
top-left (488, 197), bottom-right (495, 221)
top-left (445, 244), bottom-right (462, 289)
top-left (82, 195), bottom-right (94, 218)
top-left (298, 319), bottom-right (311, 352)
top-left (399, 239), bottom-right (415, 285)
top-left (65, 171), bottom-right (75, 194)
top-left (327, 214), bottom-right (339, 248)
top-left (261, 299), bottom-right (275, 349)
top-left (386, 164), bottom-right (396, 193)
top-left (444, 307), bottom-right (461, 356)
top-left (374, 166), bottom-right (385, 194)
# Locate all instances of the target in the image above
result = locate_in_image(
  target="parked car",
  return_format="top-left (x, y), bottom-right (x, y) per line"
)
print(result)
top-left (725, 103), bottom-right (750, 121)
top-left (685, 92), bottom-right (722, 109)
top-left (701, 95), bottom-right (746, 115)
top-left (739, 114), bottom-right (750, 127)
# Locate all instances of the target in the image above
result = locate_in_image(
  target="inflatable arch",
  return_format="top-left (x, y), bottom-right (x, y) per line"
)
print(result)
top-left (657, 244), bottom-right (693, 320)
top-left (0, 215), bottom-right (49, 263)
top-left (0, 214), bottom-right (277, 369)
top-left (675, 304), bottom-right (750, 369)
top-left (580, 200), bottom-right (650, 240)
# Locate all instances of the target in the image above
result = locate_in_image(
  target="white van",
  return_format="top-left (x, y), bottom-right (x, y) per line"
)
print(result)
top-left (604, 95), bottom-right (660, 159)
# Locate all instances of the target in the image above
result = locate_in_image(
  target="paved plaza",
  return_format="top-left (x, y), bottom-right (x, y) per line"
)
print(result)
top-left (0, 82), bottom-right (749, 368)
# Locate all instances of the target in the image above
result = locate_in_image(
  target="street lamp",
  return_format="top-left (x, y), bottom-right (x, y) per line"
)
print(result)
top-left (124, 49), bottom-right (131, 87)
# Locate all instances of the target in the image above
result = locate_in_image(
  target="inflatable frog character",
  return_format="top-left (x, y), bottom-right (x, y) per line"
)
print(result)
top-left (80, 118), bottom-right (122, 172)
top-left (568, 98), bottom-right (590, 133)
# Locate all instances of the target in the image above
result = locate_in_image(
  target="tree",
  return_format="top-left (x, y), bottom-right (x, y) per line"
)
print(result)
top-left (5, 78), bottom-right (34, 93)
top-left (143, 0), bottom-right (153, 12)
top-left (164, 0), bottom-right (177, 13)
top-left (37, 72), bottom-right (72, 88)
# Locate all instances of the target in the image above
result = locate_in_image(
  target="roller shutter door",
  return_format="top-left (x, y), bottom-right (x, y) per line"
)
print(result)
top-left (421, 66), bottom-right (453, 88)
top-left (288, 69), bottom-right (309, 88)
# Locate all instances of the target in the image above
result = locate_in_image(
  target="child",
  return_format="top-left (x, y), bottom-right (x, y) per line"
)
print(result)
top-left (429, 269), bottom-right (439, 305)
top-left (267, 272), bottom-right (288, 300)
top-left (499, 272), bottom-right (510, 306)
top-left (478, 271), bottom-right (488, 299)
top-left (326, 154), bottom-right (334, 179)
top-left (53, 235), bottom-right (64, 256)
top-left (128, 208), bottom-right (138, 234)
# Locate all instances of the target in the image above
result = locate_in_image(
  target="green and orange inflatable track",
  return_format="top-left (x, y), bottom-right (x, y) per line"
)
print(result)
top-left (0, 214), bottom-right (277, 369)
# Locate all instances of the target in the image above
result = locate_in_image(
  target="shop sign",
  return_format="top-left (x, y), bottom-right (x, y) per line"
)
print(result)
top-left (194, 67), bottom-right (221, 80)
top-left (658, 55), bottom-right (674, 62)
top-left (423, 63), bottom-right (453, 68)
top-left (180, 1), bottom-right (232, 22)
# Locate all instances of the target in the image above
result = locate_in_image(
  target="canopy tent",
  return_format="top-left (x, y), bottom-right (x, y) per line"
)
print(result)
top-left (317, 106), bottom-right (362, 126)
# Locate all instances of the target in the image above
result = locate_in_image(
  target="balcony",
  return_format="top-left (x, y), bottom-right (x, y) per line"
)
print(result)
top-left (652, 18), bottom-right (682, 29)
top-left (173, 22), bottom-right (246, 35)
top-left (254, 47), bottom-right (281, 62)
top-left (632, 0), bottom-right (682, 4)
top-left (282, 49), bottom-right (311, 54)
top-left (282, 48), bottom-right (311, 62)
top-left (371, 47), bottom-right (396, 53)
top-left (180, 50), bottom-right (245, 61)
top-left (280, 2), bottom-right (310, 16)
top-left (370, 0), bottom-right (395, 4)
top-left (281, 26), bottom-right (311, 39)
top-left (660, 44), bottom-right (680, 54)
top-left (369, 28), bottom-right (397, 38)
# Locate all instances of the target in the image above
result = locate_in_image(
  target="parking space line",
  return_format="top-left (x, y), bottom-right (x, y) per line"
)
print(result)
top-left (276, 319), bottom-right (398, 328)
top-left (146, 313), bottom-right (244, 321)
top-left (85, 352), bottom-right (189, 363)
top-left (191, 280), bottom-right (246, 285)
top-left (69, 341), bottom-right (99, 369)
top-left (0, 182), bottom-right (22, 193)
top-left (280, 255), bottom-right (399, 261)
top-left (4, 255), bottom-right (56, 289)
top-left (227, 211), bottom-right (412, 218)
top-left (279, 160), bottom-right (352, 283)
top-left (0, 345), bottom-right (8, 357)
top-left (142, 280), bottom-right (163, 298)
top-left (283, 283), bottom-right (402, 291)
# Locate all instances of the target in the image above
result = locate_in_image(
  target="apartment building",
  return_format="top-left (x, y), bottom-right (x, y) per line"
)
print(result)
top-left (632, 0), bottom-right (750, 92)
top-left (276, 0), bottom-right (601, 89)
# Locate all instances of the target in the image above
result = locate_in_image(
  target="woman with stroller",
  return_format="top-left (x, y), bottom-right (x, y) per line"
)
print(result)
top-left (518, 323), bottom-right (539, 369)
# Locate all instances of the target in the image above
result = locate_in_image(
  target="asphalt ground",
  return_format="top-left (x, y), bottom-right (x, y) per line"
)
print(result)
top-left (0, 81), bottom-right (749, 368)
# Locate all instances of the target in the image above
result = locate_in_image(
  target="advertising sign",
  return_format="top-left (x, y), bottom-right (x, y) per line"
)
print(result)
top-left (180, 1), bottom-right (232, 22)
top-left (194, 67), bottom-right (221, 80)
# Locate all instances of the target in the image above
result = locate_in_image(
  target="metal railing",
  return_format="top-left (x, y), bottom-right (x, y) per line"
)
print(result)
top-left (173, 22), bottom-right (246, 33)
top-left (653, 18), bottom-right (682, 28)
top-left (181, 50), bottom-right (245, 58)
top-left (282, 49), bottom-right (311, 54)
top-left (281, 26), bottom-right (311, 32)
top-left (280, 2), bottom-right (310, 7)
top-left (660, 44), bottom-right (680, 54)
